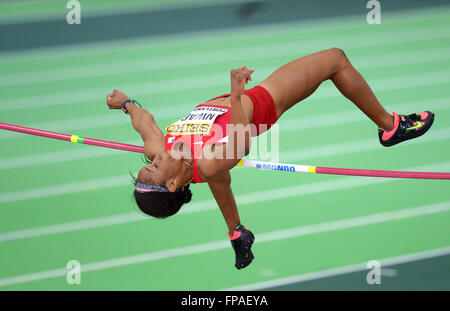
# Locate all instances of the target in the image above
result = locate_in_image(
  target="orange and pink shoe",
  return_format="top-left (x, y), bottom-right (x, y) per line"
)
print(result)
top-left (378, 111), bottom-right (435, 147)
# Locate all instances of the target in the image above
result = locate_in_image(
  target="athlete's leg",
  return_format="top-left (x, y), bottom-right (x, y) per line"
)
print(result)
top-left (258, 48), bottom-right (394, 131)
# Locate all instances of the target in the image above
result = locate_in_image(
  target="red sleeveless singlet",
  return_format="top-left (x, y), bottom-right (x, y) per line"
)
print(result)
top-left (165, 98), bottom-right (231, 183)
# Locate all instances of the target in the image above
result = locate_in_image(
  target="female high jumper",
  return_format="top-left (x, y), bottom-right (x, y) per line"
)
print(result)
top-left (106, 48), bottom-right (434, 270)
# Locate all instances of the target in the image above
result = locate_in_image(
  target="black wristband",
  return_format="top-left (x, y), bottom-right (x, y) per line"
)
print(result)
top-left (121, 99), bottom-right (142, 114)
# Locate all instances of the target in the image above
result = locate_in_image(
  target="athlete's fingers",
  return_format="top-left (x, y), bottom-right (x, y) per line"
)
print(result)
top-left (233, 72), bottom-right (248, 82)
top-left (243, 68), bottom-right (253, 82)
top-left (231, 67), bottom-right (254, 88)
top-left (237, 65), bottom-right (252, 73)
top-left (248, 68), bottom-right (254, 81)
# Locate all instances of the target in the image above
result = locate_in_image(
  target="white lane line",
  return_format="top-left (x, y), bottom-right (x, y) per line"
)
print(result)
top-left (0, 93), bottom-right (448, 167)
top-left (1, 34), bottom-right (450, 112)
top-left (15, 66), bottom-right (450, 112)
top-left (222, 246), bottom-right (450, 291)
top-left (1, 161), bottom-right (449, 242)
top-left (1, 64), bottom-right (449, 113)
top-left (0, 71), bottom-right (228, 111)
top-left (0, 200), bottom-right (449, 287)
top-left (312, 70), bottom-right (450, 101)
top-left (1, 132), bottom-right (449, 205)
top-left (1, 6), bottom-right (447, 62)
top-left (0, 199), bottom-right (209, 243)
top-left (0, 145), bottom-right (137, 170)
top-left (0, 117), bottom-right (448, 172)
top-left (0, 137), bottom-right (449, 205)
top-left (276, 98), bottom-right (450, 134)
top-left (1, 69), bottom-right (449, 142)
top-left (282, 127), bottom-right (450, 163)
top-left (0, 101), bottom-right (191, 140)
top-left (0, 61), bottom-right (450, 135)
top-left (1, 30), bottom-right (449, 87)
top-left (7, 144), bottom-right (137, 169)
top-left (0, 175), bottom-right (129, 205)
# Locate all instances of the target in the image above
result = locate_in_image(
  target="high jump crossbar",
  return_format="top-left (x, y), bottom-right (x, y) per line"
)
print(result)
top-left (1, 122), bottom-right (449, 180)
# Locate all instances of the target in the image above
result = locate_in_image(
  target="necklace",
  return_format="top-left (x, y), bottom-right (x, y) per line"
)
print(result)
top-left (181, 160), bottom-right (193, 187)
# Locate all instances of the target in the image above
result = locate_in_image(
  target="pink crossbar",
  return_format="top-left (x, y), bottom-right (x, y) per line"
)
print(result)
top-left (1, 122), bottom-right (448, 180)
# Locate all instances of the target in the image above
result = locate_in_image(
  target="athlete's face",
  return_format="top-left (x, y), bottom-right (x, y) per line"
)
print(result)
top-left (138, 152), bottom-right (179, 189)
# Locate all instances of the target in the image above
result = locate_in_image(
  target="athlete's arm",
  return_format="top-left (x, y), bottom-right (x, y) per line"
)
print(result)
top-left (207, 170), bottom-right (241, 236)
top-left (106, 89), bottom-right (165, 160)
top-left (208, 170), bottom-right (255, 270)
top-left (199, 66), bottom-right (254, 178)
top-left (227, 67), bottom-right (253, 158)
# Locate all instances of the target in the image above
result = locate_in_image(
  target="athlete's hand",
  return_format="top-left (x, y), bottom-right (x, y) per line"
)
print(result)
top-left (106, 89), bottom-right (129, 110)
top-left (230, 66), bottom-right (254, 96)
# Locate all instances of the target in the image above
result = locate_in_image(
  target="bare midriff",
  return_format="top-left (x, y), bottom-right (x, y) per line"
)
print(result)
top-left (203, 94), bottom-right (253, 124)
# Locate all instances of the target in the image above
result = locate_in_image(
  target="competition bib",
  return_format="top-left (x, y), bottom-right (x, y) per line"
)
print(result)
top-left (165, 106), bottom-right (228, 136)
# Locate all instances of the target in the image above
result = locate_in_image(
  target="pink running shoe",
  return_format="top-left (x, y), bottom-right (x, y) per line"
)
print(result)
top-left (379, 111), bottom-right (435, 147)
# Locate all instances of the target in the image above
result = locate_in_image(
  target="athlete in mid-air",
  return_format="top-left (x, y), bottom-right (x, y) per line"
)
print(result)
top-left (106, 48), bottom-right (435, 269)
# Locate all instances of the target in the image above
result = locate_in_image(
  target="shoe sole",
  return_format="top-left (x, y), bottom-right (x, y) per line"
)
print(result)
top-left (236, 232), bottom-right (255, 270)
top-left (381, 112), bottom-right (435, 147)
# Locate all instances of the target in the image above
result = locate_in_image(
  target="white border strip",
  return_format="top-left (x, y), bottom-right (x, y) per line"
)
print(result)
top-left (1, 5), bottom-right (448, 59)
top-left (0, 0), bottom-right (270, 25)
top-left (222, 246), bottom-right (450, 291)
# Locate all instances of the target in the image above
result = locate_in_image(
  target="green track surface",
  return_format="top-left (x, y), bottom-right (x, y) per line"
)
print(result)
top-left (0, 6), bottom-right (449, 290)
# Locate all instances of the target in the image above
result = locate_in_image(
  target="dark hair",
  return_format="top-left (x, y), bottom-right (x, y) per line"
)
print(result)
top-left (132, 185), bottom-right (192, 219)
top-left (130, 156), bottom-right (192, 219)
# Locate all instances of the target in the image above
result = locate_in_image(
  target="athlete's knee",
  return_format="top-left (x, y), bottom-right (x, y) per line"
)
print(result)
top-left (329, 47), bottom-right (345, 56)
top-left (329, 47), bottom-right (348, 61)
top-left (327, 47), bottom-right (350, 72)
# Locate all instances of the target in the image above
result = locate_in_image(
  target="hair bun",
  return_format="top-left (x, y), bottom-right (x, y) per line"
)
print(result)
top-left (183, 185), bottom-right (192, 203)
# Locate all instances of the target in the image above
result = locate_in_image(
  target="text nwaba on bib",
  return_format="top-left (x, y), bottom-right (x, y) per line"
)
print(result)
top-left (166, 106), bottom-right (228, 136)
